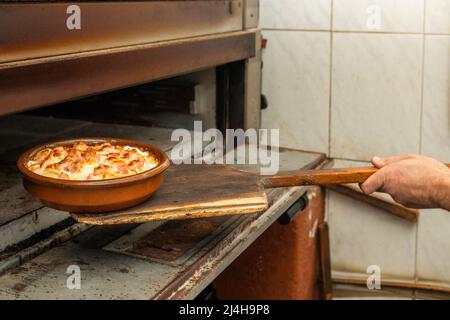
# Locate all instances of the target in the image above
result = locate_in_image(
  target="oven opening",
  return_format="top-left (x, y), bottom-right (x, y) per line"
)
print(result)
top-left (24, 68), bottom-right (217, 131)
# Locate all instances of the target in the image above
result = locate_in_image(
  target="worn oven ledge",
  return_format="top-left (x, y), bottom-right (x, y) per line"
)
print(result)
top-left (0, 187), bottom-right (318, 299)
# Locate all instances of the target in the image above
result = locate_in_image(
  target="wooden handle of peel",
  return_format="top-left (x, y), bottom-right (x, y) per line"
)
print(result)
top-left (261, 163), bottom-right (450, 188)
top-left (261, 166), bottom-right (378, 188)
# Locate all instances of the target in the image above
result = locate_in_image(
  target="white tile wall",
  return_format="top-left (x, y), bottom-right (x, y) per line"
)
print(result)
top-left (416, 209), bottom-right (450, 286)
top-left (333, 0), bottom-right (424, 33)
top-left (425, 0), bottom-right (450, 34)
top-left (330, 33), bottom-right (423, 160)
top-left (421, 35), bottom-right (450, 162)
top-left (260, 0), bottom-right (450, 288)
top-left (261, 31), bottom-right (330, 153)
top-left (260, 0), bottom-right (331, 30)
top-left (328, 159), bottom-right (417, 280)
top-left (331, 158), bottom-right (370, 168)
top-left (328, 190), bottom-right (417, 280)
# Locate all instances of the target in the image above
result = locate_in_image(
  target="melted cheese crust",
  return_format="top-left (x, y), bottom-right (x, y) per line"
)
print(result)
top-left (27, 142), bottom-right (159, 180)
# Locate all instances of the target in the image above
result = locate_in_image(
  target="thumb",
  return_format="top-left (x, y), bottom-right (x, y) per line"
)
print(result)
top-left (360, 170), bottom-right (386, 195)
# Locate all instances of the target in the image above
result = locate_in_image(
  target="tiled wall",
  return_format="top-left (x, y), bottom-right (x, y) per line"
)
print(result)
top-left (260, 0), bottom-right (450, 289)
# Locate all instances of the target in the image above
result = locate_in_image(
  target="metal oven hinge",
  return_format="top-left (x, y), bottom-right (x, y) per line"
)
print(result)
top-left (277, 191), bottom-right (309, 225)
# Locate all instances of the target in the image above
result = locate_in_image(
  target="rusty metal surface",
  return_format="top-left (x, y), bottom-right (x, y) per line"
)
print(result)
top-left (126, 217), bottom-right (233, 262)
top-left (153, 187), bottom-right (313, 300)
top-left (0, 1), bottom-right (243, 63)
top-left (213, 187), bottom-right (325, 300)
top-left (0, 30), bottom-right (256, 116)
top-left (104, 216), bottom-right (242, 266)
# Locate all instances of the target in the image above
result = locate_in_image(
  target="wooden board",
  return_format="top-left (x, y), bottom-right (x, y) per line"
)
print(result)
top-left (71, 164), bottom-right (268, 225)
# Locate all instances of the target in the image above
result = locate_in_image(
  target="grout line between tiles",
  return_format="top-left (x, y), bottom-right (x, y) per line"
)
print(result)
top-left (261, 28), bottom-right (330, 33)
top-left (333, 30), bottom-right (426, 36)
top-left (330, 157), bottom-right (371, 164)
top-left (328, 0), bottom-right (334, 157)
top-left (414, 215), bottom-right (420, 288)
top-left (418, 1), bottom-right (427, 156)
top-left (414, 0), bottom-right (428, 288)
top-left (261, 29), bottom-right (450, 37)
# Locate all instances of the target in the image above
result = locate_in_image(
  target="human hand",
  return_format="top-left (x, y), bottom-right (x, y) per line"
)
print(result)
top-left (360, 155), bottom-right (450, 209)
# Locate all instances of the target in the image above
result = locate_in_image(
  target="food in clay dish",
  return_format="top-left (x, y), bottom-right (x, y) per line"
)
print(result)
top-left (26, 141), bottom-right (160, 180)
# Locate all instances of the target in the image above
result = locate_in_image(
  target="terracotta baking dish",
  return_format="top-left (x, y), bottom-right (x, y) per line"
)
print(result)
top-left (17, 138), bottom-right (170, 213)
